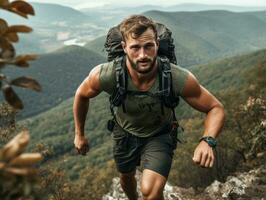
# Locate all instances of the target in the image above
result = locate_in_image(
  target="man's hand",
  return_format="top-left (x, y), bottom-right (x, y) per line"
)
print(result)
top-left (192, 141), bottom-right (215, 168)
top-left (74, 135), bottom-right (90, 155)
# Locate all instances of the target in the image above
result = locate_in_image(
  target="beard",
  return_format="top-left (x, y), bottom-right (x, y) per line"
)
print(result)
top-left (127, 55), bottom-right (157, 74)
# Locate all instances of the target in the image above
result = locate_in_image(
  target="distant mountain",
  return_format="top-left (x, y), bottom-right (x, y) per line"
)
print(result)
top-left (21, 49), bottom-right (266, 180)
top-left (84, 35), bottom-right (107, 58)
top-left (3, 45), bottom-right (105, 118)
top-left (80, 3), bottom-right (266, 28)
top-left (248, 10), bottom-right (266, 22)
top-left (2, 2), bottom-right (106, 54)
top-left (2, 2), bottom-right (93, 25)
top-left (84, 10), bottom-right (266, 67)
top-left (166, 3), bottom-right (266, 12)
top-left (80, 4), bottom-right (165, 27)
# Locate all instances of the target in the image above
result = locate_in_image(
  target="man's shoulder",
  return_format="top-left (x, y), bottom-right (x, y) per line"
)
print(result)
top-left (98, 60), bottom-right (116, 75)
top-left (98, 60), bottom-right (116, 94)
top-left (168, 63), bottom-right (190, 96)
top-left (98, 60), bottom-right (114, 69)
top-left (169, 63), bottom-right (189, 74)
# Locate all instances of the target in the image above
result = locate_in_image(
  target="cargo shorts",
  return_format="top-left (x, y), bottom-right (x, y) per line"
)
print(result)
top-left (112, 123), bottom-right (178, 178)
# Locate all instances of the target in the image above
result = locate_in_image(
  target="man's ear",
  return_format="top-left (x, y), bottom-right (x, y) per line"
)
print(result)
top-left (121, 41), bottom-right (127, 54)
top-left (156, 39), bottom-right (159, 49)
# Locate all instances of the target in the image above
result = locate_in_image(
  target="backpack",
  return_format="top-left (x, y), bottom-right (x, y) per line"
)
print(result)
top-left (105, 23), bottom-right (183, 144)
top-left (104, 23), bottom-right (177, 64)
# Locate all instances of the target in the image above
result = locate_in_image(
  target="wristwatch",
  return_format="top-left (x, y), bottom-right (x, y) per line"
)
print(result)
top-left (199, 136), bottom-right (217, 148)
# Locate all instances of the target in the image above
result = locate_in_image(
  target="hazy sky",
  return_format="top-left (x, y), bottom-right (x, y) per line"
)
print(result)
top-left (31, 0), bottom-right (266, 9)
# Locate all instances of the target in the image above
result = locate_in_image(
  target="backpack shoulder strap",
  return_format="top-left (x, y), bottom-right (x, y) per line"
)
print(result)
top-left (109, 56), bottom-right (127, 115)
top-left (158, 56), bottom-right (180, 117)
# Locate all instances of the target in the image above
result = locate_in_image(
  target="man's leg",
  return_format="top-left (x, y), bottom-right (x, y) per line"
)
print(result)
top-left (141, 169), bottom-right (167, 200)
top-left (112, 124), bottom-right (139, 199)
top-left (140, 133), bottom-right (175, 200)
top-left (120, 170), bottom-right (138, 200)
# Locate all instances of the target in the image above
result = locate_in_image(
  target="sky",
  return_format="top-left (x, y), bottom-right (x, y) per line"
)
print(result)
top-left (31, 0), bottom-right (266, 9)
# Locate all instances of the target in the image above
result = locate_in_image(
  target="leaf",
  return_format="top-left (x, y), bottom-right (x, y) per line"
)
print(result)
top-left (0, 162), bottom-right (5, 170)
top-left (8, 9), bottom-right (28, 18)
top-left (0, 18), bottom-right (8, 35)
top-left (2, 84), bottom-right (23, 109)
top-left (0, 0), bottom-right (9, 8)
top-left (16, 54), bottom-right (37, 61)
top-left (0, 131), bottom-right (29, 161)
top-left (10, 76), bottom-right (42, 92)
top-left (14, 54), bottom-right (37, 67)
top-left (5, 32), bottom-right (19, 42)
top-left (0, 37), bottom-right (16, 59)
top-left (5, 167), bottom-right (37, 176)
top-left (7, 25), bottom-right (32, 33)
top-left (9, 0), bottom-right (35, 18)
top-left (14, 58), bottom-right (29, 67)
top-left (9, 153), bottom-right (43, 166)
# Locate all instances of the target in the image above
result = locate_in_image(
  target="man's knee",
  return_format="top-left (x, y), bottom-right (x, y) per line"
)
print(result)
top-left (141, 169), bottom-right (166, 200)
top-left (141, 185), bottom-right (164, 200)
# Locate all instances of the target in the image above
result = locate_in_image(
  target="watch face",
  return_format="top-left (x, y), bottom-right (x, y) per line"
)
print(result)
top-left (200, 136), bottom-right (217, 147)
top-left (206, 137), bottom-right (217, 147)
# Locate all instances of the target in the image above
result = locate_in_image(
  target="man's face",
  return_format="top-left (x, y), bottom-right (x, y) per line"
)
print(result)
top-left (122, 28), bottom-right (159, 74)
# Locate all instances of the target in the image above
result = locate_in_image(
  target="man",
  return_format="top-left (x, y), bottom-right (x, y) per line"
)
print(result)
top-left (73, 15), bottom-right (225, 200)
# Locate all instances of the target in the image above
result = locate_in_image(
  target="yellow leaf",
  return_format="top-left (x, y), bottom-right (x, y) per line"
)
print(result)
top-left (9, 0), bottom-right (35, 18)
top-left (7, 25), bottom-right (32, 33)
top-left (0, 0), bottom-right (9, 7)
top-left (5, 167), bottom-right (37, 176)
top-left (14, 58), bottom-right (29, 67)
top-left (8, 9), bottom-right (28, 18)
top-left (2, 85), bottom-right (23, 110)
top-left (13, 54), bottom-right (38, 67)
top-left (0, 37), bottom-right (16, 59)
top-left (11, 76), bottom-right (42, 92)
top-left (5, 32), bottom-right (19, 42)
top-left (0, 18), bottom-right (8, 36)
top-left (9, 153), bottom-right (43, 166)
top-left (16, 54), bottom-right (38, 61)
top-left (0, 131), bottom-right (29, 161)
top-left (0, 162), bottom-right (6, 170)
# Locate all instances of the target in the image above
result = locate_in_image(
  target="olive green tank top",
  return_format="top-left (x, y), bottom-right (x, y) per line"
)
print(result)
top-left (99, 60), bottom-right (189, 137)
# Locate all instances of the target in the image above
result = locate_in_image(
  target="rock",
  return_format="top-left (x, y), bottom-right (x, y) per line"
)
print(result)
top-left (103, 165), bottom-right (266, 200)
top-left (204, 164), bottom-right (266, 199)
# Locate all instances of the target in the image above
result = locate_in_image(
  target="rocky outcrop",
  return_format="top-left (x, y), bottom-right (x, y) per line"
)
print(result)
top-left (203, 164), bottom-right (266, 200)
top-left (103, 164), bottom-right (266, 200)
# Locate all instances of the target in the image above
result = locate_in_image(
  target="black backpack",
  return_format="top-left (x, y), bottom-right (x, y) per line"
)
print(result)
top-left (105, 23), bottom-right (182, 143)
top-left (104, 23), bottom-right (177, 64)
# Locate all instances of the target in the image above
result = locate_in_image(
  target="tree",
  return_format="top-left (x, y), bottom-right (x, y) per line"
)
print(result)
top-left (0, 1), bottom-right (43, 199)
top-left (0, 0), bottom-right (41, 110)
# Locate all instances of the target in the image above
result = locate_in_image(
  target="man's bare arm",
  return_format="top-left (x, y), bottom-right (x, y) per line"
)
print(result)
top-left (73, 65), bottom-right (102, 154)
top-left (181, 72), bottom-right (225, 167)
top-left (181, 72), bottom-right (225, 138)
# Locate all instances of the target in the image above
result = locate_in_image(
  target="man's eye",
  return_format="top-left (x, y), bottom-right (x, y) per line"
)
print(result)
top-left (145, 44), bottom-right (154, 49)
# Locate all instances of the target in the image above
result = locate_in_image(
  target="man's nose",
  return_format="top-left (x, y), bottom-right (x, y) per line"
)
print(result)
top-left (139, 47), bottom-right (147, 58)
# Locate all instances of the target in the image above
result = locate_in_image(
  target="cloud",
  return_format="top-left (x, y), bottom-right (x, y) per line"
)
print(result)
top-left (31, 0), bottom-right (266, 9)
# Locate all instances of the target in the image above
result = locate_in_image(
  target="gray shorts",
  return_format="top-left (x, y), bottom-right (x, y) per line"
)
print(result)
top-left (112, 123), bottom-right (177, 178)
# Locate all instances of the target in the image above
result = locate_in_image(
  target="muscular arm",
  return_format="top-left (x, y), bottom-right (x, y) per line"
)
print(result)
top-left (181, 72), bottom-right (225, 167)
top-left (73, 65), bottom-right (102, 155)
top-left (181, 72), bottom-right (225, 138)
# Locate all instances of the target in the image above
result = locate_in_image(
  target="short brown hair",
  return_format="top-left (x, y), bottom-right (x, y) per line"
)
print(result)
top-left (119, 15), bottom-right (157, 41)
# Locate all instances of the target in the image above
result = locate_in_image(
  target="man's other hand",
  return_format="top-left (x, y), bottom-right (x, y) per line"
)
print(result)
top-left (74, 135), bottom-right (90, 155)
top-left (192, 141), bottom-right (215, 168)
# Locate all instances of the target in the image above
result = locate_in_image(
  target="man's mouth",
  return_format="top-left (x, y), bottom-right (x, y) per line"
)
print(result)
top-left (138, 60), bottom-right (151, 64)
